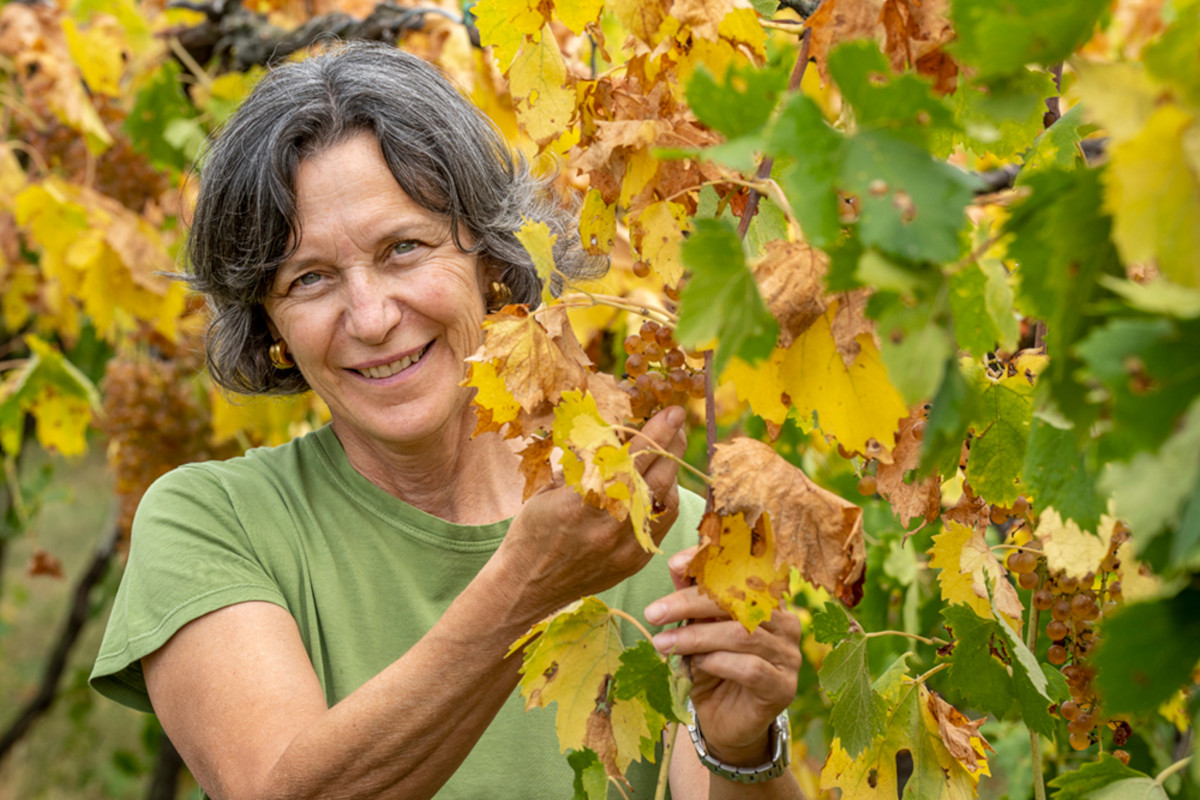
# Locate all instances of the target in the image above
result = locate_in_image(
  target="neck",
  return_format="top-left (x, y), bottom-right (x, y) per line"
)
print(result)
top-left (332, 412), bottom-right (525, 525)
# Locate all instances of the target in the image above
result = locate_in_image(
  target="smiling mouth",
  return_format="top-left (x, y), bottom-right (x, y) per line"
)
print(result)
top-left (356, 343), bottom-right (432, 379)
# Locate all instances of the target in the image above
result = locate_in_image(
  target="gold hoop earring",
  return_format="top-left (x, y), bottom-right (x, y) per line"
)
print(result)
top-left (486, 280), bottom-right (512, 312)
top-left (269, 340), bottom-right (294, 369)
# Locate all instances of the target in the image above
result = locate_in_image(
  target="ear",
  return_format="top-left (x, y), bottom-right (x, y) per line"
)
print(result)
top-left (261, 306), bottom-right (281, 340)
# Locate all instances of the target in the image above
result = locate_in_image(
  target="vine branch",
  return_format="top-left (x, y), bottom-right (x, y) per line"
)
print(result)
top-left (654, 722), bottom-right (681, 800)
top-left (864, 630), bottom-right (947, 646)
top-left (1026, 584), bottom-right (1047, 800)
top-left (553, 293), bottom-right (679, 327)
top-left (610, 608), bottom-right (659, 647)
top-left (0, 525), bottom-right (122, 763)
top-left (1156, 756), bottom-right (1193, 786)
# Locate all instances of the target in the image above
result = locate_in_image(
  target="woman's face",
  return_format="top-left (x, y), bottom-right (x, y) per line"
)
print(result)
top-left (263, 132), bottom-right (488, 454)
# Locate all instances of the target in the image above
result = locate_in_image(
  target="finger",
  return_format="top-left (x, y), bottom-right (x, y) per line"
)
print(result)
top-left (667, 547), bottom-right (698, 591)
top-left (649, 587), bottom-right (802, 633)
top-left (630, 406), bottom-right (686, 460)
top-left (645, 586), bottom-right (727, 626)
top-left (689, 651), bottom-right (798, 706)
top-left (652, 619), bottom-right (801, 669)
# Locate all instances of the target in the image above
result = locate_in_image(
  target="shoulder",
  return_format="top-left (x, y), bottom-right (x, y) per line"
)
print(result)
top-left (142, 426), bottom-right (329, 507)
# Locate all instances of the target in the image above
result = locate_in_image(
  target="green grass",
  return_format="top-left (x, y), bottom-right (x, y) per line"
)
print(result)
top-left (0, 447), bottom-right (197, 799)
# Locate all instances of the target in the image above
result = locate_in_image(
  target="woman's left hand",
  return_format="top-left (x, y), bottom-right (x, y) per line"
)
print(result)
top-left (644, 546), bottom-right (802, 767)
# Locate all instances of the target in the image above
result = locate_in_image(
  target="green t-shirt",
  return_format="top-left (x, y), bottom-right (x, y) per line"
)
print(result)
top-left (91, 424), bottom-right (704, 798)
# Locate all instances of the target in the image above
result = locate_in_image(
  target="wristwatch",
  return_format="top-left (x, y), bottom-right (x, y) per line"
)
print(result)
top-left (685, 699), bottom-right (791, 784)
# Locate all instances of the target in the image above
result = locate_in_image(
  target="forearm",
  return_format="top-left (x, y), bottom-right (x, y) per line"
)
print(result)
top-left (261, 554), bottom-right (549, 800)
top-left (149, 551), bottom-right (554, 800)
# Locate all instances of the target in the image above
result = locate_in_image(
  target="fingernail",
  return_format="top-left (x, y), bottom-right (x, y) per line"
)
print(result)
top-left (644, 601), bottom-right (668, 624)
top-left (668, 552), bottom-right (690, 572)
top-left (667, 406), bottom-right (685, 427)
top-left (652, 630), bottom-right (677, 653)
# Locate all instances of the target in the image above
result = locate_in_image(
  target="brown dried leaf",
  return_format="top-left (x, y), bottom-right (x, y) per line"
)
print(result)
top-left (27, 547), bottom-right (64, 579)
top-left (829, 289), bottom-right (876, 368)
top-left (875, 406), bottom-right (941, 532)
top-left (517, 436), bottom-right (556, 501)
top-left (807, 0), bottom-right (885, 79)
top-left (751, 240), bottom-right (829, 348)
top-left (927, 690), bottom-right (992, 771)
top-left (808, 0), bottom-right (958, 92)
top-left (475, 305), bottom-right (590, 413)
top-left (710, 438), bottom-right (866, 606)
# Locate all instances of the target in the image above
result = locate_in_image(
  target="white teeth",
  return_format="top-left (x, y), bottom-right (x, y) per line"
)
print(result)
top-left (359, 344), bottom-right (428, 379)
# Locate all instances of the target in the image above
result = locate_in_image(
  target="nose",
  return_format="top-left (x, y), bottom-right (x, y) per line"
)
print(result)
top-left (341, 270), bottom-right (401, 344)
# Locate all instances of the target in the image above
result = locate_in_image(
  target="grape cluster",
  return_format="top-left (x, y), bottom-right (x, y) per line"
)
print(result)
top-left (100, 353), bottom-right (235, 542)
top-left (619, 320), bottom-right (706, 421)
top-left (1004, 520), bottom-right (1132, 756)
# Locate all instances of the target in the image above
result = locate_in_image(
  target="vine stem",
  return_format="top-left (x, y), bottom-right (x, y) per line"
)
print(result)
top-left (610, 608), bottom-right (659, 647)
top-left (864, 630), bottom-right (947, 646)
top-left (610, 424), bottom-right (713, 486)
top-left (654, 722), bottom-right (681, 800)
top-left (1155, 756), bottom-right (1193, 785)
top-left (911, 662), bottom-right (949, 685)
top-left (992, 544), bottom-right (1043, 556)
top-left (1026, 587), bottom-right (1047, 800)
top-left (760, 18), bottom-right (809, 33)
top-left (553, 293), bottom-right (678, 327)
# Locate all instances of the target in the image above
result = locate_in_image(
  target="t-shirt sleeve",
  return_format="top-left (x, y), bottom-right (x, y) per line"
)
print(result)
top-left (89, 463), bottom-right (288, 712)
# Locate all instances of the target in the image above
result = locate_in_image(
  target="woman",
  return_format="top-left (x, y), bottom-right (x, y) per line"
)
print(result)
top-left (91, 42), bottom-right (802, 799)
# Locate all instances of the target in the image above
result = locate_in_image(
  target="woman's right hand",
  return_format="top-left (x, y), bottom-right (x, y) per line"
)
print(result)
top-left (494, 404), bottom-right (688, 621)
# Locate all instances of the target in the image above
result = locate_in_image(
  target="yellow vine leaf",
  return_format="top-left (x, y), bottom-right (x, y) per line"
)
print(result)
top-left (1103, 104), bottom-right (1200, 288)
top-left (780, 302), bottom-right (907, 462)
top-left (552, 390), bottom-right (656, 552)
top-left (927, 521), bottom-right (1024, 632)
top-left (631, 201), bottom-right (690, 288)
top-left (469, 0), bottom-right (547, 70)
top-left (209, 390), bottom-right (329, 448)
top-left (821, 680), bottom-right (990, 800)
top-left (463, 360), bottom-right (522, 437)
top-left (608, 0), bottom-right (668, 46)
top-left (61, 16), bottom-right (124, 97)
top-left (710, 437), bottom-right (866, 606)
top-left (716, 6), bottom-right (766, 56)
top-left (14, 179), bottom-right (183, 342)
top-left (508, 26), bottom-right (576, 149)
top-left (31, 388), bottom-right (93, 457)
top-left (719, 350), bottom-right (789, 427)
top-left (1, 265), bottom-right (39, 333)
top-left (555, 0), bottom-right (605, 35)
top-left (619, 147), bottom-right (660, 209)
top-left (689, 511), bottom-right (791, 632)
top-left (1032, 508), bottom-right (1107, 580)
top-left (514, 217), bottom-right (559, 306)
top-left (1034, 511), bottom-right (1161, 601)
top-left (509, 596), bottom-right (657, 783)
top-left (0, 336), bottom-right (100, 457)
top-left (578, 189), bottom-right (616, 256)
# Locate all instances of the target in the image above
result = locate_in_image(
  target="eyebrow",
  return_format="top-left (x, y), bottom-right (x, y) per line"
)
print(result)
top-left (279, 219), bottom-right (453, 277)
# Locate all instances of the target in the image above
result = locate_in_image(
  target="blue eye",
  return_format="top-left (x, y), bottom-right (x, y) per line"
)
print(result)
top-left (295, 272), bottom-right (322, 287)
top-left (392, 241), bottom-right (418, 256)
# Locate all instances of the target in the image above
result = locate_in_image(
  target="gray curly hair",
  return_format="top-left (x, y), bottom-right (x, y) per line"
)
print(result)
top-left (185, 40), bottom-right (603, 395)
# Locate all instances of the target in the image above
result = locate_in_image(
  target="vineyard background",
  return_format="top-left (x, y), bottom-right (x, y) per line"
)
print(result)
top-left (1, 0), bottom-right (1198, 799)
